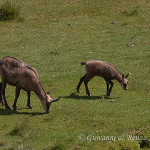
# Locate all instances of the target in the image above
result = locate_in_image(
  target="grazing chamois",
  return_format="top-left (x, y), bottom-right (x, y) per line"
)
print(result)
top-left (0, 56), bottom-right (61, 113)
top-left (76, 60), bottom-right (130, 96)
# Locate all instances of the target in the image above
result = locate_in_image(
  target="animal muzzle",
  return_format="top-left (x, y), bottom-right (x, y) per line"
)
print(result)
top-left (46, 102), bottom-right (51, 113)
top-left (124, 87), bottom-right (128, 90)
top-left (123, 85), bottom-right (128, 90)
top-left (46, 97), bottom-right (61, 113)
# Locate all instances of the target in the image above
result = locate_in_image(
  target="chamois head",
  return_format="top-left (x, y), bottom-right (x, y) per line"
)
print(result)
top-left (120, 73), bottom-right (130, 90)
top-left (44, 90), bottom-right (61, 113)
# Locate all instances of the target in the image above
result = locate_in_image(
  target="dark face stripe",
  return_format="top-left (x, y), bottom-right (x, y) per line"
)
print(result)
top-left (46, 102), bottom-right (51, 112)
top-left (124, 83), bottom-right (127, 90)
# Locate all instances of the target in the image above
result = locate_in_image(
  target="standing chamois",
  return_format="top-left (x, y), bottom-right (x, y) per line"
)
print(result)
top-left (0, 56), bottom-right (61, 113)
top-left (76, 60), bottom-right (130, 96)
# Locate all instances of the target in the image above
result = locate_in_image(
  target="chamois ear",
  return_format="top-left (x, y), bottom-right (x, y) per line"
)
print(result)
top-left (47, 90), bottom-right (50, 95)
top-left (125, 73), bottom-right (130, 78)
top-left (122, 74), bottom-right (124, 79)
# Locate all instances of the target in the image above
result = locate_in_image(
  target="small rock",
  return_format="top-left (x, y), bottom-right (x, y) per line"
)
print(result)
top-left (87, 52), bottom-right (92, 54)
top-left (110, 100), bottom-right (115, 102)
top-left (127, 44), bottom-right (134, 47)
top-left (74, 145), bottom-right (80, 149)
top-left (111, 20), bottom-right (116, 24)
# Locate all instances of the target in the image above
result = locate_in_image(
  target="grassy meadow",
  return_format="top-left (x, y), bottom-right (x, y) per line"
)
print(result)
top-left (0, 0), bottom-right (150, 149)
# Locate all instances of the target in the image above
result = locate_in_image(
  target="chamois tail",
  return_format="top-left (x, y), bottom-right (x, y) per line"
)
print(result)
top-left (81, 61), bottom-right (86, 65)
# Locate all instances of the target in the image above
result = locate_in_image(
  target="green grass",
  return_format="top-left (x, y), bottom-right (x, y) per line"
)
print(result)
top-left (0, 0), bottom-right (150, 149)
top-left (0, 0), bottom-right (22, 21)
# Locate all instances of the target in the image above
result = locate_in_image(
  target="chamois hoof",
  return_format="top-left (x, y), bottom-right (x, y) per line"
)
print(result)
top-left (13, 108), bottom-right (18, 111)
top-left (106, 93), bottom-right (111, 97)
top-left (12, 105), bottom-right (18, 111)
top-left (28, 105), bottom-right (33, 109)
top-left (87, 93), bottom-right (91, 97)
top-left (5, 105), bottom-right (11, 110)
top-left (77, 90), bottom-right (80, 93)
top-left (76, 88), bottom-right (80, 93)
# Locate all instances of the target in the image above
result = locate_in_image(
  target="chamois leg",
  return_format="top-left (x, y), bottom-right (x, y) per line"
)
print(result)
top-left (12, 87), bottom-right (21, 111)
top-left (27, 91), bottom-right (33, 109)
top-left (106, 82), bottom-right (109, 95)
top-left (0, 82), bottom-right (4, 106)
top-left (84, 75), bottom-right (94, 96)
top-left (107, 80), bottom-right (113, 96)
top-left (76, 74), bottom-right (87, 93)
top-left (2, 82), bottom-right (10, 110)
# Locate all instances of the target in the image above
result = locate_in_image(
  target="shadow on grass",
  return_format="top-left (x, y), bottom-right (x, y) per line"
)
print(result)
top-left (63, 92), bottom-right (113, 100)
top-left (0, 107), bottom-right (46, 116)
